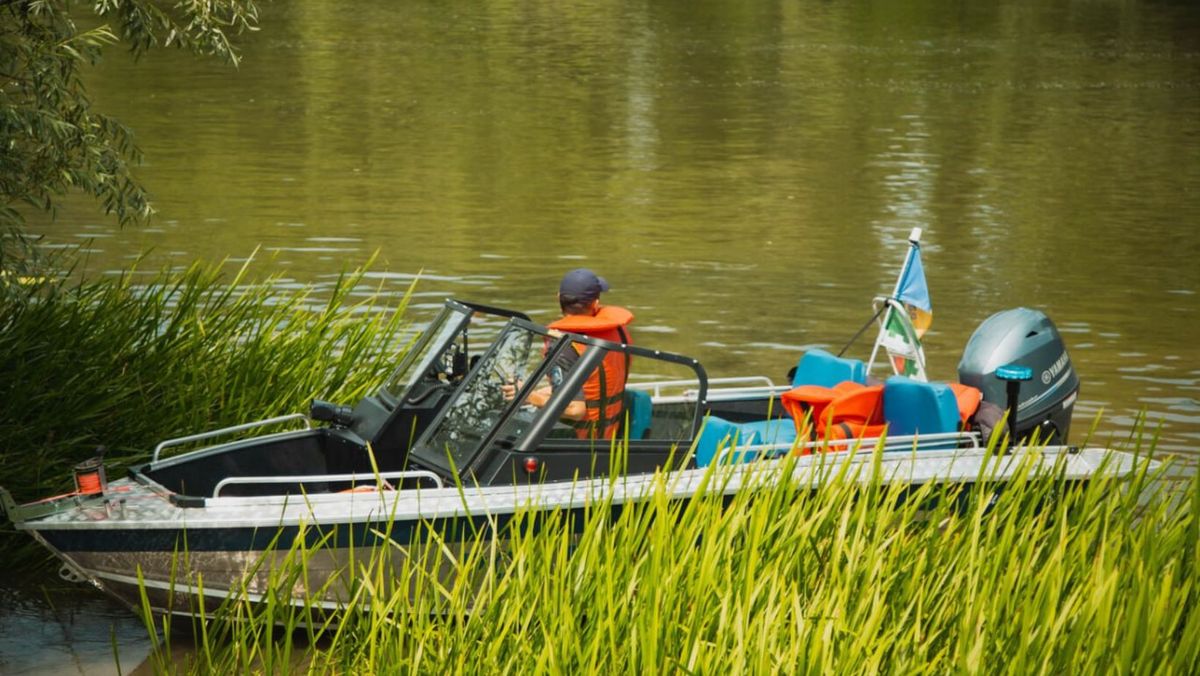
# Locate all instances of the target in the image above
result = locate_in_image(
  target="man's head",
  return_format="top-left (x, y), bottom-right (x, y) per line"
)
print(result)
top-left (558, 268), bottom-right (609, 315)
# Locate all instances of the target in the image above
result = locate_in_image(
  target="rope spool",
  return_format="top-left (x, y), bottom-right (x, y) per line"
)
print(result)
top-left (73, 458), bottom-right (107, 495)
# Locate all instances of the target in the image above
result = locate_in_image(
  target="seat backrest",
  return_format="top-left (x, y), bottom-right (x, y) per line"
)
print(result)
top-left (624, 389), bottom-right (653, 440)
top-left (883, 376), bottom-right (960, 438)
top-left (792, 349), bottom-right (867, 388)
top-left (693, 417), bottom-right (739, 468)
top-left (694, 417), bottom-right (795, 467)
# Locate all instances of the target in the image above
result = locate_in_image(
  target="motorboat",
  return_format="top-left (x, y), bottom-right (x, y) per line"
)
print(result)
top-left (0, 295), bottom-right (1155, 618)
top-left (0, 233), bottom-right (1156, 617)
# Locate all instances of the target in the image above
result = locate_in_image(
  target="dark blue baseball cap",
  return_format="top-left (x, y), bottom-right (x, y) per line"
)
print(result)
top-left (559, 268), bottom-right (610, 301)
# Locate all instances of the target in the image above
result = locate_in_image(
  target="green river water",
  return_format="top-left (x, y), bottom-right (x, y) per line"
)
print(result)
top-left (8, 0), bottom-right (1200, 668)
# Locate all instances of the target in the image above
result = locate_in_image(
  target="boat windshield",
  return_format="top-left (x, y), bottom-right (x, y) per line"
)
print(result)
top-left (411, 321), bottom-right (558, 473)
top-left (380, 303), bottom-right (472, 403)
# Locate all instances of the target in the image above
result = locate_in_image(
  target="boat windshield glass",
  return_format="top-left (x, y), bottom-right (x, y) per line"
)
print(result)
top-left (380, 304), bottom-right (471, 402)
top-left (412, 322), bottom-right (553, 472)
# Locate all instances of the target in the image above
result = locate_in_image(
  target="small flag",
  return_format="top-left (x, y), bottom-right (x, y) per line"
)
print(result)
top-left (870, 242), bottom-right (932, 381)
top-left (896, 245), bottom-right (932, 337)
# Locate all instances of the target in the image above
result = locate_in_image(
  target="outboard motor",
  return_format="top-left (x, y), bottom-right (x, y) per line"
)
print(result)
top-left (957, 308), bottom-right (1079, 444)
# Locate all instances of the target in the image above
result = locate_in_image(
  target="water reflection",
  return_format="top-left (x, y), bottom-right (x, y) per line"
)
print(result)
top-left (0, 575), bottom-right (151, 675)
top-left (22, 0), bottom-right (1200, 451)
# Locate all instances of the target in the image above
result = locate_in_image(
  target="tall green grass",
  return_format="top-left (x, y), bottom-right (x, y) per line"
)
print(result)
top-left (0, 250), bottom-right (414, 562)
top-left (140, 442), bottom-right (1198, 674)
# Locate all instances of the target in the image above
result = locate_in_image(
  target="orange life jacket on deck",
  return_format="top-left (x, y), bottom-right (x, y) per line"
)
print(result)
top-left (780, 381), bottom-right (885, 452)
top-left (819, 384), bottom-right (886, 442)
top-left (547, 306), bottom-right (634, 440)
top-left (781, 381), bottom-right (984, 452)
top-left (948, 383), bottom-right (983, 426)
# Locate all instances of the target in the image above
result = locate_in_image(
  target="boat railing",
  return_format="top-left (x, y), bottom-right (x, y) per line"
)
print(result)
top-left (713, 430), bottom-right (982, 465)
top-left (153, 413), bottom-right (313, 463)
top-left (630, 376), bottom-right (781, 402)
top-left (212, 470), bottom-right (445, 498)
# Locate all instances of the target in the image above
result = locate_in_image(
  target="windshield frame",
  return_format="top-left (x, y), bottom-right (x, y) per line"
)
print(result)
top-left (405, 318), bottom-right (580, 476)
top-left (377, 301), bottom-right (473, 406)
top-left (406, 317), bottom-right (709, 479)
top-left (377, 299), bottom-right (534, 408)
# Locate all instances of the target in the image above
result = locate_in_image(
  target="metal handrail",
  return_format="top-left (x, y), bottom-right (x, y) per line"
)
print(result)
top-left (212, 470), bottom-right (444, 498)
top-left (650, 387), bottom-right (790, 407)
top-left (713, 430), bottom-right (981, 465)
top-left (152, 413), bottom-right (312, 463)
top-left (694, 384), bottom-right (789, 397)
top-left (630, 376), bottom-right (776, 398)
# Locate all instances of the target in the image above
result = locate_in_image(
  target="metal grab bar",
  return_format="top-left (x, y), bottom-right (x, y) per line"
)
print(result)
top-left (212, 470), bottom-right (445, 498)
top-left (712, 431), bottom-right (981, 465)
top-left (690, 384), bottom-right (790, 399)
top-left (630, 376), bottom-right (776, 398)
top-left (650, 388), bottom-right (790, 407)
top-left (153, 413), bottom-right (312, 463)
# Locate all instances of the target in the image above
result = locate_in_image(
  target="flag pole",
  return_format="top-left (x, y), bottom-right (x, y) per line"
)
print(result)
top-left (866, 227), bottom-right (922, 375)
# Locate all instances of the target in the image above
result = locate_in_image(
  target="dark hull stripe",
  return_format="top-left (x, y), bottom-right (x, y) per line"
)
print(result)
top-left (36, 482), bottom-right (979, 554)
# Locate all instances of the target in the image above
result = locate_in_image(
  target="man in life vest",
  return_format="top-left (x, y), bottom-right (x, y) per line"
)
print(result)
top-left (501, 269), bottom-right (634, 439)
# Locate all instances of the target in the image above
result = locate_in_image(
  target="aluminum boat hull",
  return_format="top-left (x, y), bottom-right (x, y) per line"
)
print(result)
top-left (6, 445), bottom-right (1151, 618)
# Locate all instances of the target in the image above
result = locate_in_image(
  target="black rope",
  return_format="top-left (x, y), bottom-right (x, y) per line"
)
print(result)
top-left (836, 301), bottom-right (890, 358)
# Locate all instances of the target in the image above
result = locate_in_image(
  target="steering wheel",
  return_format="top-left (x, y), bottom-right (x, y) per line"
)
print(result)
top-left (405, 349), bottom-right (455, 405)
top-left (405, 377), bottom-right (449, 406)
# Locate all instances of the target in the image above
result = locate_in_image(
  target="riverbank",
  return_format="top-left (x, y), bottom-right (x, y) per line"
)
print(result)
top-left (0, 256), bottom-right (415, 672)
top-left (3, 257), bottom-right (1197, 672)
top-left (6, 451), bottom-right (1193, 673)
top-left (0, 254), bottom-right (413, 566)
top-left (128, 448), bottom-right (1195, 673)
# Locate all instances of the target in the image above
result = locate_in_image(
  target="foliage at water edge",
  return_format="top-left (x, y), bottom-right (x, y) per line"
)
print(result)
top-left (142, 443), bottom-right (1199, 674)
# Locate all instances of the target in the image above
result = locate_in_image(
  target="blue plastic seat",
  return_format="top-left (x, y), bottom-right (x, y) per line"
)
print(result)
top-left (792, 349), bottom-right (868, 388)
top-left (624, 389), bottom-right (653, 440)
top-left (693, 417), bottom-right (737, 468)
top-left (693, 417), bottom-right (797, 468)
top-left (738, 419), bottom-right (798, 447)
top-left (882, 376), bottom-right (960, 446)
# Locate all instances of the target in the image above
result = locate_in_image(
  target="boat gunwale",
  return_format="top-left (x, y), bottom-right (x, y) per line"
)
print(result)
top-left (10, 445), bottom-right (1155, 533)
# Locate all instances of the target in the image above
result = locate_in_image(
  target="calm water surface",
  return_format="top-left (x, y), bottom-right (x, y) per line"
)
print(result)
top-left (0, 576), bottom-right (150, 674)
top-left (13, 0), bottom-right (1200, 659)
top-left (31, 0), bottom-right (1200, 452)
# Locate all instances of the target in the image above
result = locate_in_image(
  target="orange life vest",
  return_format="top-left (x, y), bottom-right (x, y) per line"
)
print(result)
top-left (947, 383), bottom-right (983, 426)
top-left (547, 306), bottom-right (634, 439)
top-left (781, 381), bottom-right (985, 452)
top-left (780, 381), bottom-right (885, 452)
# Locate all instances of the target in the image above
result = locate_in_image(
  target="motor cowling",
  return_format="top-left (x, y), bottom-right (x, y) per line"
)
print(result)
top-left (957, 308), bottom-right (1080, 444)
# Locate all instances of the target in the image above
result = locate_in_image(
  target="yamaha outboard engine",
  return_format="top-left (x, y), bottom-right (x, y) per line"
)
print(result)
top-left (957, 308), bottom-right (1080, 444)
